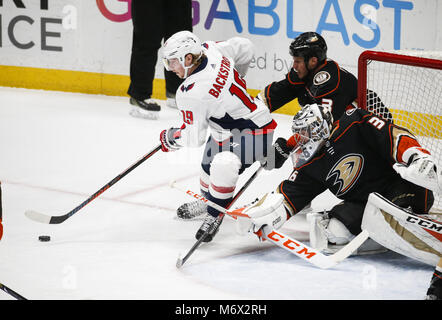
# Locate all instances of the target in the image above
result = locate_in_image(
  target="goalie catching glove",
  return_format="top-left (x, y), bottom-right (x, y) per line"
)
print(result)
top-left (234, 192), bottom-right (290, 239)
top-left (160, 128), bottom-right (182, 152)
top-left (393, 148), bottom-right (442, 194)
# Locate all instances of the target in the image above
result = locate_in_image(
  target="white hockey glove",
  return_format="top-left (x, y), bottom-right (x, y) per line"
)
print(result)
top-left (159, 128), bottom-right (182, 152)
top-left (255, 91), bottom-right (269, 108)
top-left (234, 193), bottom-right (289, 239)
top-left (393, 151), bottom-right (442, 194)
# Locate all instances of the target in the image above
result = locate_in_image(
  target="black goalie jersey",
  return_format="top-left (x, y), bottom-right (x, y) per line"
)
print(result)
top-left (278, 108), bottom-right (434, 230)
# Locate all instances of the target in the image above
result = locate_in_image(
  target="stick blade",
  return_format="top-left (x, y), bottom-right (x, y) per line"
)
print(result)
top-left (24, 210), bottom-right (52, 224)
top-left (311, 255), bottom-right (338, 269)
top-left (330, 230), bottom-right (370, 264)
top-left (176, 254), bottom-right (184, 269)
top-left (169, 180), bottom-right (177, 188)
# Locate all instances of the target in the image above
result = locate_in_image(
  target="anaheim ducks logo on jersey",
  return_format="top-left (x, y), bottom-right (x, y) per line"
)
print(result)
top-left (326, 154), bottom-right (364, 197)
top-left (313, 71), bottom-right (331, 85)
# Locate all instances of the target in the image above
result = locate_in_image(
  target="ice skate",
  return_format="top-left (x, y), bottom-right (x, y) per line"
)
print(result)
top-left (177, 200), bottom-right (208, 220)
top-left (195, 214), bottom-right (224, 243)
top-left (129, 97), bottom-right (161, 120)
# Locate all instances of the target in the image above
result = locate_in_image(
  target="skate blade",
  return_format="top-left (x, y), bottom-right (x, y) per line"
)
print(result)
top-left (176, 214), bottom-right (206, 221)
top-left (166, 98), bottom-right (178, 109)
top-left (129, 109), bottom-right (159, 120)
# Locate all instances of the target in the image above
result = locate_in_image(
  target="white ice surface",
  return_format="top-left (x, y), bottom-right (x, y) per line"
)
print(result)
top-left (0, 87), bottom-right (434, 300)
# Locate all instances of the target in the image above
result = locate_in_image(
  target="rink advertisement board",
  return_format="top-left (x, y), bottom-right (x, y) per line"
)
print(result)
top-left (0, 0), bottom-right (441, 113)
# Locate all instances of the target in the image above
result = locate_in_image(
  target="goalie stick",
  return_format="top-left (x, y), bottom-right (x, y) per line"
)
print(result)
top-left (172, 165), bottom-right (264, 268)
top-left (172, 182), bottom-right (369, 269)
top-left (25, 144), bottom-right (162, 224)
top-left (0, 283), bottom-right (26, 300)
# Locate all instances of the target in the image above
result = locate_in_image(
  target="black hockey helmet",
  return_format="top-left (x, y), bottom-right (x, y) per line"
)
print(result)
top-left (289, 32), bottom-right (327, 63)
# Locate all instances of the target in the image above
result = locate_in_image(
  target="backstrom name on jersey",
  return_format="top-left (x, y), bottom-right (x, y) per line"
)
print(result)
top-left (209, 56), bottom-right (231, 98)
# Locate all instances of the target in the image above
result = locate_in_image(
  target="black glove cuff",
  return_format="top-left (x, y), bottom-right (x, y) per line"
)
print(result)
top-left (274, 138), bottom-right (293, 158)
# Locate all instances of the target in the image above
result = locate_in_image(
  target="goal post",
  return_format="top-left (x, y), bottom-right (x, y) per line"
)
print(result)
top-left (358, 50), bottom-right (442, 213)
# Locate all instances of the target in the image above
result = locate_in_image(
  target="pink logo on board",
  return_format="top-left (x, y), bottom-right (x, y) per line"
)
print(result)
top-left (96, 0), bottom-right (132, 22)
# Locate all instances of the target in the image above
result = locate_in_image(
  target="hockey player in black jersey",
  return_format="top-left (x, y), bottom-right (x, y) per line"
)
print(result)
top-left (236, 103), bottom-right (441, 299)
top-left (258, 31), bottom-right (390, 122)
top-left (258, 32), bottom-right (358, 121)
top-left (259, 104), bottom-right (437, 234)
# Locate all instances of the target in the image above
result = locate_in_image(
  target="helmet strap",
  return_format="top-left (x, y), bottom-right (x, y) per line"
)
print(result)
top-left (182, 64), bottom-right (193, 79)
top-left (181, 52), bottom-right (203, 79)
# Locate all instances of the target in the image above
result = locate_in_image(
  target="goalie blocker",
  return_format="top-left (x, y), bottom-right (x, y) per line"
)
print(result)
top-left (362, 192), bottom-right (441, 266)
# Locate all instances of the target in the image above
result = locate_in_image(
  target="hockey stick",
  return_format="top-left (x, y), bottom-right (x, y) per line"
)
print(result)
top-left (0, 283), bottom-right (27, 300)
top-left (172, 183), bottom-right (369, 269)
top-left (172, 165), bottom-right (264, 268)
top-left (25, 144), bottom-right (162, 224)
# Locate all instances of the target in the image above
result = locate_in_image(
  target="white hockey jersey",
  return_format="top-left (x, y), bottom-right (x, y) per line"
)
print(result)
top-left (174, 38), bottom-right (277, 148)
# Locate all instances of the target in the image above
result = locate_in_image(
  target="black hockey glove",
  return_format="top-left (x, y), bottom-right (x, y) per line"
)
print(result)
top-left (263, 137), bottom-right (294, 170)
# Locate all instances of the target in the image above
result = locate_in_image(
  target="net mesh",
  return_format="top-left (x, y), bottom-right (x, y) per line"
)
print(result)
top-left (362, 50), bottom-right (442, 213)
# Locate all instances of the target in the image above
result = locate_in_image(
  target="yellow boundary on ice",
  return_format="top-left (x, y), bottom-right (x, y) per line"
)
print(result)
top-left (0, 65), bottom-right (440, 138)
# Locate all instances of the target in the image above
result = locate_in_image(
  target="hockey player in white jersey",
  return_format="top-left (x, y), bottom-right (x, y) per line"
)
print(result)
top-left (159, 31), bottom-right (277, 242)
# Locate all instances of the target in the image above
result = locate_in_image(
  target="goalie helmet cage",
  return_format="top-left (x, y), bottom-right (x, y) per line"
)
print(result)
top-left (358, 50), bottom-right (442, 213)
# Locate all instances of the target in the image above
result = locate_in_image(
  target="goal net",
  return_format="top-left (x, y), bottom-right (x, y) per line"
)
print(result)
top-left (358, 50), bottom-right (442, 213)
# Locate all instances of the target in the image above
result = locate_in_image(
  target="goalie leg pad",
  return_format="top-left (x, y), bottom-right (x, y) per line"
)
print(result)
top-left (308, 213), bottom-right (356, 252)
top-left (308, 211), bottom-right (387, 255)
top-left (327, 218), bottom-right (355, 245)
top-left (362, 192), bottom-right (441, 266)
top-left (307, 212), bottom-right (329, 251)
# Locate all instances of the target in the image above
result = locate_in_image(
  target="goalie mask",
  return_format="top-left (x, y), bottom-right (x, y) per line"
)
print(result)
top-left (162, 31), bottom-right (203, 79)
top-left (291, 103), bottom-right (333, 161)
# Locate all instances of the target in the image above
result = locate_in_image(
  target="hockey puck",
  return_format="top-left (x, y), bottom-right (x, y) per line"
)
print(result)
top-left (38, 235), bottom-right (51, 242)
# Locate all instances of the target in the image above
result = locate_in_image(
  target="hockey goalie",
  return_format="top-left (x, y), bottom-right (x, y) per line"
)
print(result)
top-left (235, 103), bottom-right (442, 299)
